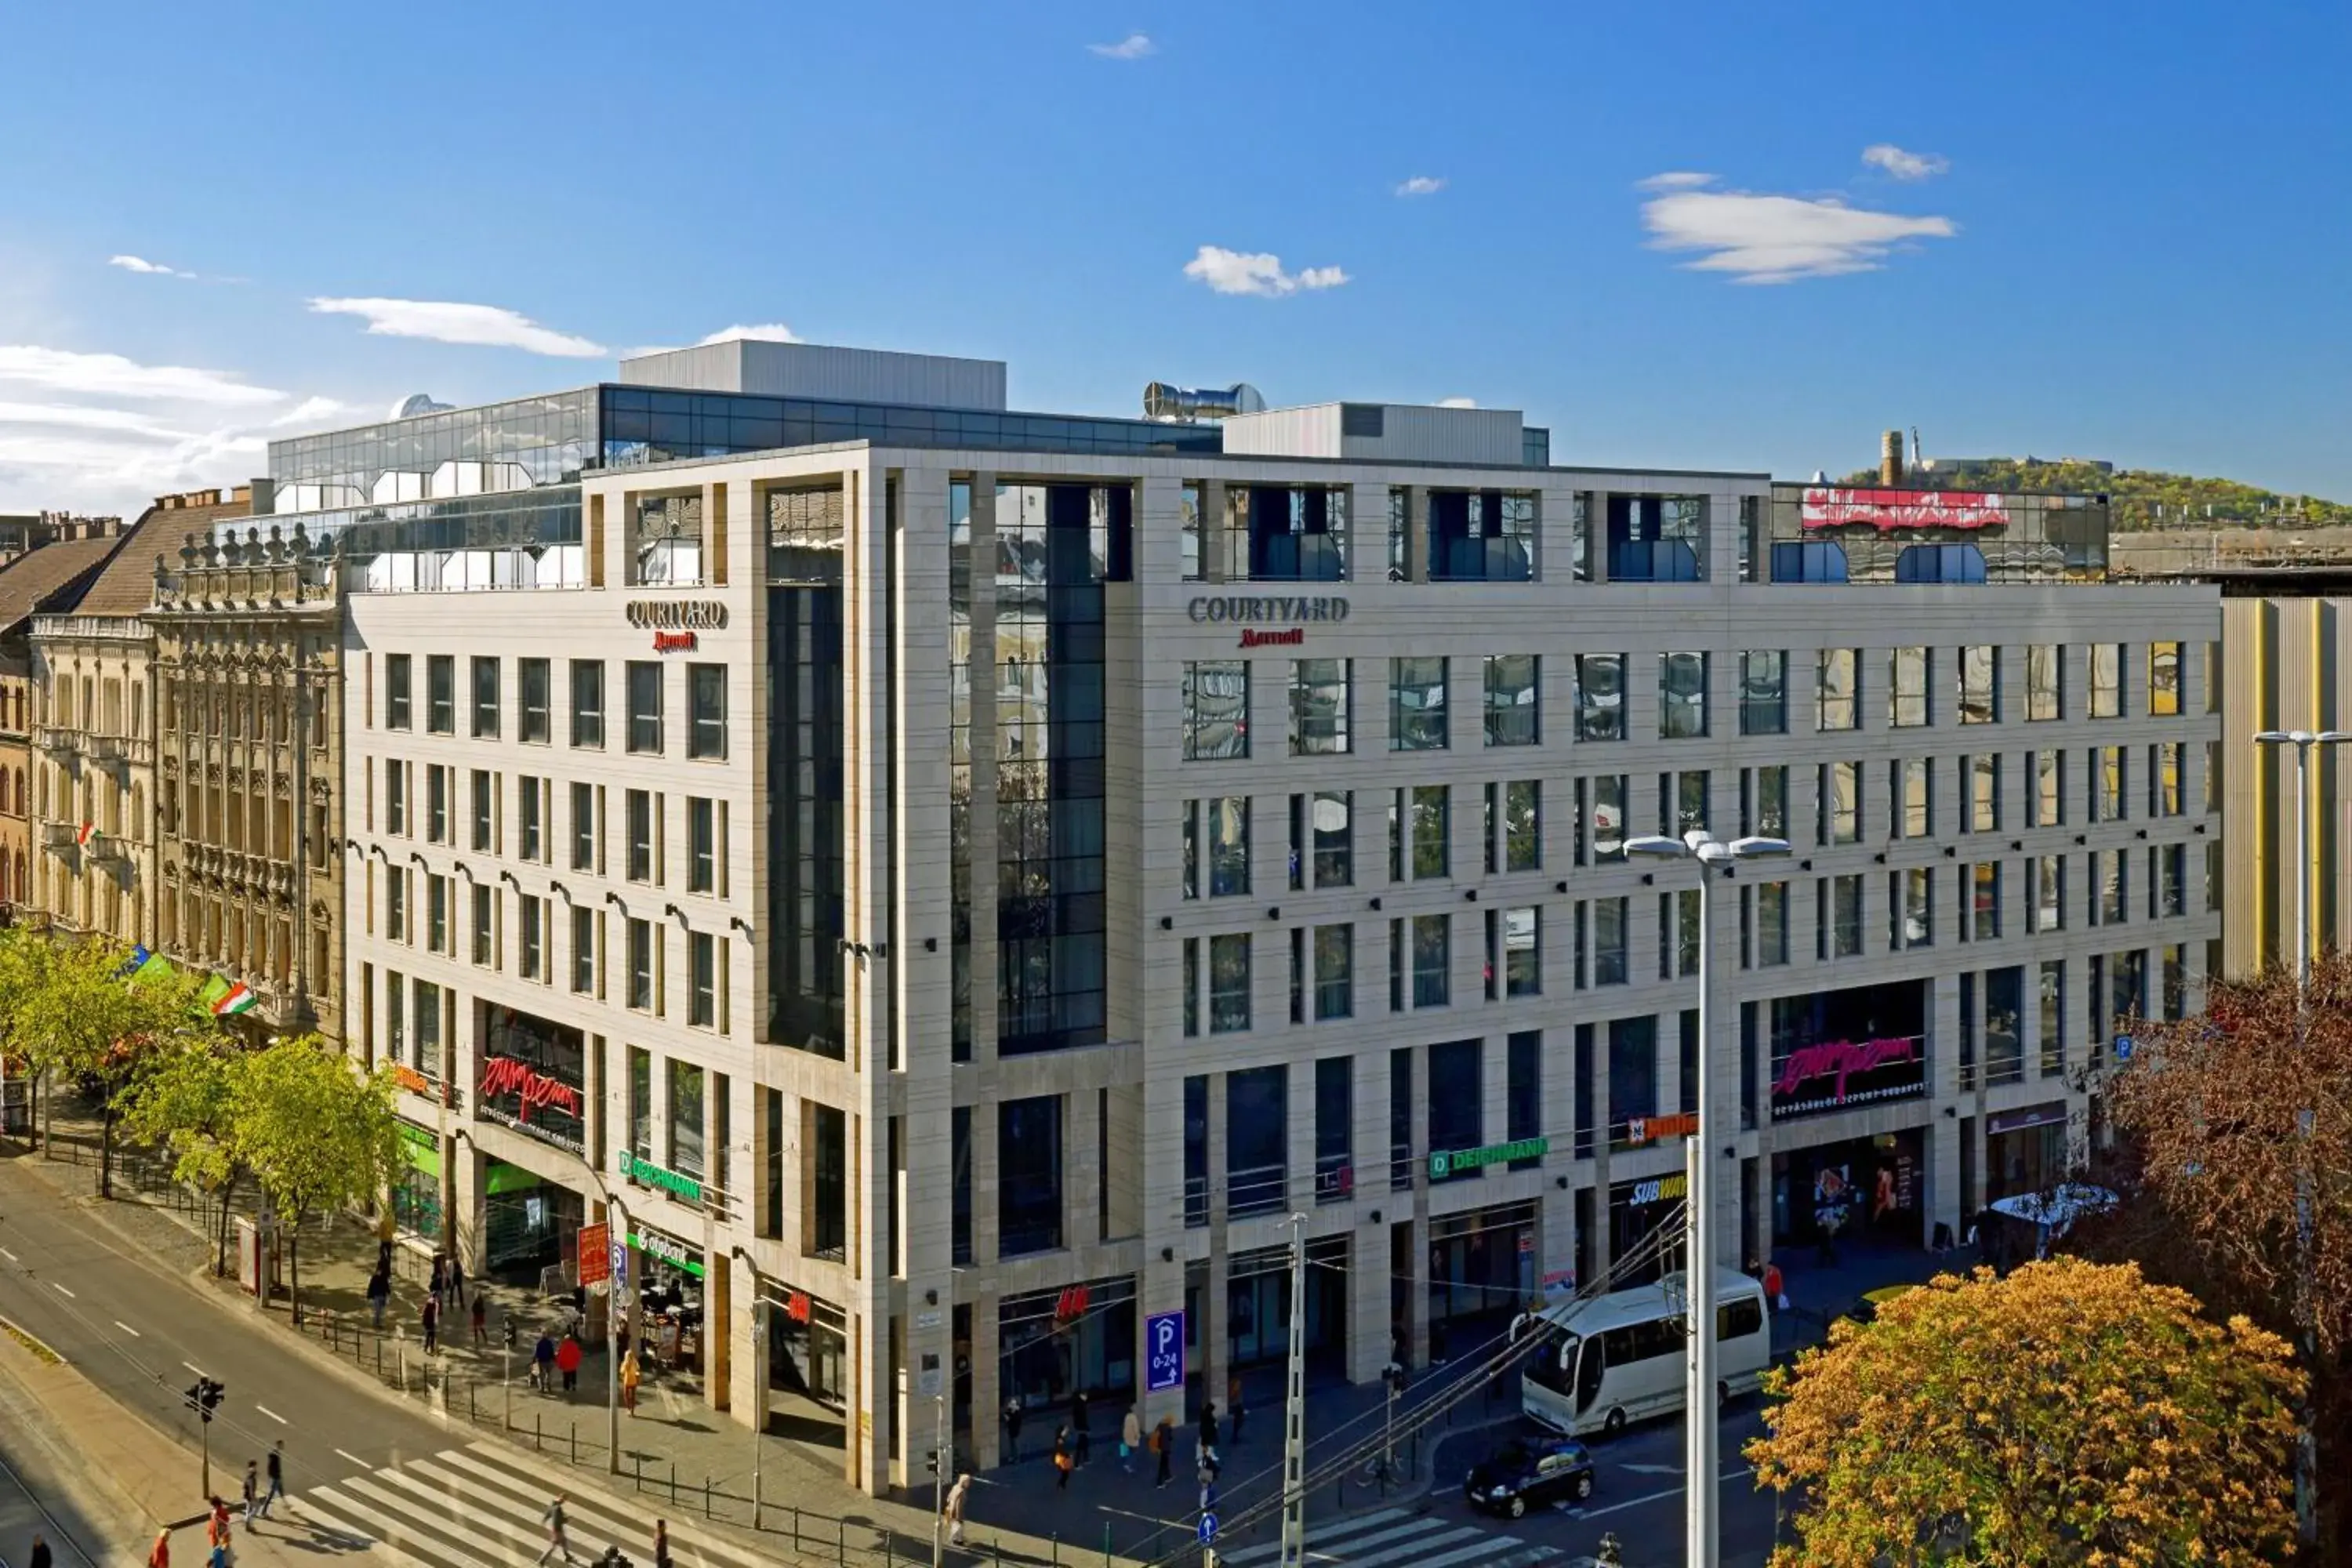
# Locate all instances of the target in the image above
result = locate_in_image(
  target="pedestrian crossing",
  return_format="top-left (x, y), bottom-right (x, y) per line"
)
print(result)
top-left (1218, 1508), bottom-right (1560, 1568)
top-left (287, 1441), bottom-right (768, 1568)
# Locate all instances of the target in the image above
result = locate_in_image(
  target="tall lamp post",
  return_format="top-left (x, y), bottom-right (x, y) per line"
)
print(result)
top-left (2252, 726), bottom-right (2345, 1548)
top-left (1624, 829), bottom-right (1789, 1568)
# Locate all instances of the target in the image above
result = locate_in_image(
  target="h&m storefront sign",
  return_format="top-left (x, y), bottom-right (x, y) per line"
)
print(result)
top-left (1188, 595), bottom-right (1348, 648)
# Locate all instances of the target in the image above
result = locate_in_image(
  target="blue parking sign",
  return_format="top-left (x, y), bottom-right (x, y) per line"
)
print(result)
top-left (2114, 1033), bottom-right (2134, 1062)
top-left (1145, 1309), bottom-right (1185, 1393)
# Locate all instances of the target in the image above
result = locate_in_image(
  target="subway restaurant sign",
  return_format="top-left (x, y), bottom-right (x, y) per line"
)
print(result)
top-left (1428, 1137), bottom-right (1548, 1180)
top-left (619, 1150), bottom-right (703, 1206)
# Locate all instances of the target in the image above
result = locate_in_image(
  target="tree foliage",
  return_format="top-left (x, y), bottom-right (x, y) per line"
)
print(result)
top-left (118, 1043), bottom-right (245, 1274)
top-left (1748, 1258), bottom-right (2301, 1566)
top-left (229, 1036), bottom-right (404, 1323)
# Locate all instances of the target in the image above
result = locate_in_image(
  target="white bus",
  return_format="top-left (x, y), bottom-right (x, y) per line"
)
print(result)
top-left (1515, 1269), bottom-right (1771, 1439)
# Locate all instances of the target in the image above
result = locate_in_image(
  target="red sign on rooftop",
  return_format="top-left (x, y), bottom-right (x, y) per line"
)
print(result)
top-left (1801, 488), bottom-right (2009, 532)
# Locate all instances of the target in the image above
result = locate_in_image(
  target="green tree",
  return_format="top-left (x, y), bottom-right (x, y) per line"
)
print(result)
top-left (230, 1036), bottom-right (404, 1325)
top-left (0, 926), bottom-right (58, 1149)
top-left (118, 1041), bottom-right (245, 1275)
top-left (1748, 1258), bottom-right (2302, 1566)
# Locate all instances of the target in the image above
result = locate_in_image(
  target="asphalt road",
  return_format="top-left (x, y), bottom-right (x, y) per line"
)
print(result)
top-left (0, 1157), bottom-right (466, 1519)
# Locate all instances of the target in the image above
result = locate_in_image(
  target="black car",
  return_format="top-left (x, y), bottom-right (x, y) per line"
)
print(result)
top-left (1464, 1435), bottom-right (1596, 1517)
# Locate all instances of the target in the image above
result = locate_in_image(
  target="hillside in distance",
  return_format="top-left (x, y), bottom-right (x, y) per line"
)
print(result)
top-left (1833, 457), bottom-right (2352, 532)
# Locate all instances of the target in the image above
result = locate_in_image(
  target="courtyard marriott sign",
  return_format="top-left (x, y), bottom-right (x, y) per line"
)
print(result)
top-left (1187, 595), bottom-right (1351, 626)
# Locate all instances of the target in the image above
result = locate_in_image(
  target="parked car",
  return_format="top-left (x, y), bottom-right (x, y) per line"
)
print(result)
top-left (1843, 1283), bottom-right (1917, 1327)
top-left (1464, 1435), bottom-right (1596, 1517)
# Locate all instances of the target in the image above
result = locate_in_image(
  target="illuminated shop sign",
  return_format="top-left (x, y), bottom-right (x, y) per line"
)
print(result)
top-left (1799, 488), bottom-right (2009, 532)
top-left (1769, 1034), bottom-right (1926, 1118)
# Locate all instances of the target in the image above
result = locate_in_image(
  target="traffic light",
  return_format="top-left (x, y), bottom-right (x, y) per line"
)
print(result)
top-left (184, 1377), bottom-right (224, 1423)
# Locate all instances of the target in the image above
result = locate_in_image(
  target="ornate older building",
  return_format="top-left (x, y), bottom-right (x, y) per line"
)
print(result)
top-left (151, 519), bottom-right (346, 1040)
top-left (31, 488), bottom-right (250, 943)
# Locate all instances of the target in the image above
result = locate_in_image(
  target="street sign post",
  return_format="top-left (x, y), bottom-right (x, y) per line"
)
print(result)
top-left (1198, 1513), bottom-right (1218, 1546)
top-left (2114, 1033), bottom-right (2135, 1062)
top-left (1145, 1309), bottom-right (1185, 1393)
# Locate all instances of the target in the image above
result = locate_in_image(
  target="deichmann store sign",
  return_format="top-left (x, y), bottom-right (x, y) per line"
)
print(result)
top-left (619, 1149), bottom-right (705, 1207)
top-left (1428, 1136), bottom-right (1547, 1180)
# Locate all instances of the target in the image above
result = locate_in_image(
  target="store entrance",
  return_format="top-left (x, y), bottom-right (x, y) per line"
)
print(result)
top-left (764, 1283), bottom-right (849, 1455)
top-left (1772, 1129), bottom-right (1926, 1254)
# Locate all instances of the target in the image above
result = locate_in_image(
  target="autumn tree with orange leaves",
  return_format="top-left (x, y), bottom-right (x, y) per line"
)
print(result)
top-left (1748, 1258), bottom-right (2300, 1566)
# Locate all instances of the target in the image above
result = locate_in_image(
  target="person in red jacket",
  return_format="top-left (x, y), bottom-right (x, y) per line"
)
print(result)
top-left (555, 1330), bottom-right (584, 1395)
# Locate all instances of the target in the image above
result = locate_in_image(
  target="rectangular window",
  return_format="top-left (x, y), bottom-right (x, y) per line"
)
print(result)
top-left (2158, 842), bottom-right (2187, 918)
top-left (2096, 745), bottom-right (2126, 822)
top-left (2034, 855), bottom-right (2066, 932)
top-left (688, 664), bottom-right (727, 760)
top-left (472, 883), bottom-right (493, 965)
top-left (1661, 887), bottom-right (1699, 979)
top-left (1209, 933), bottom-right (1251, 1033)
top-left (466, 769), bottom-right (490, 852)
top-left (2096, 849), bottom-right (2128, 925)
top-left (2205, 641), bottom-right (2223, 714)
top-left (666, 1060), bottom-right (706, 1178)
top-left (999, 1097), bottom-right (1063, 1257)
top-left (517, 658), bottom-right (550, 743)
top-left (1826, 873), bottom-right (1863, 957)
top-left (628, 1047), bottom-right (652, 1159)
top-left (1891, 759), bottom-right (1932, 839)
top-left (1581, 775), bottom-right (1627, 864)
top-left (570, 660), bottom-right (605, 748)
top-left (471, 656), bottom-right (500, 739)
top-left (690, 931), bottom-right (717, 1027)
top-left (426, 655), bottom-right (454, 734)
top-left (1593, 896), bottom-right (1628, 985)
top-left (1959, 645), bottom-right (1999, 724)
top-left (1313, 924), bottom-right (1352, 1020)
top-left (385, 654), bottom-right (412, 730)
top-left (1208, 797), bottom-right (1250, 896)
top-left (1504, 780), bottom-right (1541, 872)
top-left (520, 895), bottom-right (543, 981)
top-left (1664, 769), bottom-right (1710, 838)
top-left (2089, 644), bottom-right (2122, 717)
top-left (1742, 765), bottom-right (1788, 839)
top-left (572, 782), bottom-right (595, 870)
top-left (2149, 642), bottom-right (2180, 716)
top-left (626, 662), bottom-right (663, 753)
top-left (688, 797), bottom-right (717, 893)
top-left (1483, 655), bottom-right (1540, 746)
top-left (1575, 653), bottom-right (1625, 741)
top-left (2151, 742), bottom-right (2182, 817)
top-left (1754, 880), bottom-right (1788, 967)
top-left (1820, 760), bottom-right (1860, 845)
top-left (426, 873), bottom-right (448, 954)
top-left (2039, 960), bottom-right (2067, 1076)
top-left (1290, 659), bottom-right (1352, 755)
top-left (1892, 866), bottom-right (1933, 949)
top-left (1969, 753), bottom-right (2000, 833)
top-left (1315, 1056), bottom-right (1352, 1200)
top-left (1890, 646), bottom-right (1930, 728)
top-left (1817, 648), bottom-right (1859, 731)
top-left (572, 906), bottom-right (596, 993)
top-left (1411, 913), bottom-right (1450, 1007)
top-left (387, 870), bottom-right (408, 942)
top-left (627, 917), bottom-right (654, 1010)
top-left (1312, 790), bottom-right (1352, 887)
top-left (2026, 644), bottom-right (2063, 721)
top-left (1659, 652), bottom-right (1708, 739)
top-left (1738, 650), bottom-right (1786, 735)
top-left (1181, 938), bottom-right (1200, 1037)
top-left (1181, 801), bottom-right (1198, 900)
top-left (385, 758), bottom-right (407, 836)
top-left (626, 789), bottom-right (652, 882)
top-left (426, 764), bottom-right (448, 844)
top-left (1411, 785), bottom-right (1450, 879)
top-left (2033, 749), bottom-right (2065, 827)
top-left (1183, 660), bottom-right (1250, 760)
top-left (1389, 657), bottom-right (1450, 750)
top-left (517, 775), bottom-right (543, 861)
top-left (1972, 862), bottom-right (2001, 941)
top-left (1496, 906), bottom-right (1539, 997)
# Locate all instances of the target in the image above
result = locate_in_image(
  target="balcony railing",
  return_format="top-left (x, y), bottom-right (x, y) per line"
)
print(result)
top-left (1313, 1153), bottom-right (1354, 1204)
top-left (1227, 1163), bottom-right (1288, 1218)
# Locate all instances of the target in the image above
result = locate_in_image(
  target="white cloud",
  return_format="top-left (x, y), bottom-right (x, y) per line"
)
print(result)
top-left (1638, 172), bottom-right (1717, 192)
top-left (1182, 246), bottom-right (1351, 298)
top-left (1861, 143), bottom-right (1949, 181)
top-left (1395, 176), bottom-right (1446, 198)
top-left (1087, 33), bottom-right (1154, 59)
top-left (1436, 397), bottom-right (1478, 408)
top-left (0, 345), bottom-right (282, 405)
top-left (271, 395), bottom-right (350, 427)
top-left (696, 323), bottom-right (800, 345)
top-left (307, 297), bottom-right (607, 358)
top-left (108, 254), bottom-right (194, 279)
top-left (1639, 175), bottom-right (1956, 284)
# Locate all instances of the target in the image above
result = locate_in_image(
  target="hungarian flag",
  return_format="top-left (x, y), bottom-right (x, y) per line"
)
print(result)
top-left (74, 822), bottom-right (94, 848)
top-left (199, 975), bottom-right (257, 1017)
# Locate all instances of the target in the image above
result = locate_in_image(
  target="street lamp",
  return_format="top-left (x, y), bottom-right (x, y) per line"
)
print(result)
top-left (1624, 828), bottom-right (1789, 1568)
top-left (2251, 726), bottom-right (2347, 1548)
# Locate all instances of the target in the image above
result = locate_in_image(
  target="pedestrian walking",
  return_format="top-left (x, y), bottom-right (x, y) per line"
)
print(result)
top-left (376, 1210), bottom-right (395, 1278)
top-left (28, 1533), bottom-right (51, 1568)
top-left (1197, 1458), bottom-right (1216, 1515)
top-left (241, 1459), bottom-right (259, 1524)
top-left (1120, 1406), bottom-right (1141, 1474)
top-left (1051, 1426), bottom-right (1073, 1492)
top-left (1152, 1416), bottom-right (1174, 1487)
top-left (430, 1254), bottom-right (447, 1303)
top-left (448, 1254), bottom-right (466, 1310)
top-left (1001, 1391), bottom-right (1024, 1462)
top-left (205, 1501), bottom-right (230, 1555)
top-left (256, 1441), bottom-right (285, 1518)
top-left (422, 1294), bottom-right (440, 1355)
top-left (535, 1494), bottom-right (575, 1566)
top-left (1070, 1388), bottom-right (1091, 1465)
top-left (620, 1347), bottom-right (641, 1415)
top-left (556, 1330), bottom-right (583, 1394)
top-left (472, 1291), bottom-right (488, 1344)
top-left (147, 1531), bottom-right (170, 1568)
top-left (652, 1519), bottom-right (672, 1568)
top-left (1197, 1401), bottom-right (1220, 1474)
top-left (1227, 1374), bottom-right (1246, 1445)
top-left (366, 1269), bottom-right (390, 1330)
top-left (532, 1330), bottom-right (557, 1391)
top-left (945, 1473), bottom-right (972, 1545)
top-left (208, 1537), bottom-right (227, 1568)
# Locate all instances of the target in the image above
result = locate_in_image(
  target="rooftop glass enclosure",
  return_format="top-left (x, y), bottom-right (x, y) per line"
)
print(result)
top-left (1765, 484), bottom-right (2110, 585)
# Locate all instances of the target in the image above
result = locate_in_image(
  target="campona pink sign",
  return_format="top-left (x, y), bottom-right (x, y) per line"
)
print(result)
top-left (1772, 1035), bottom-right (1921, 1104)
top-left (1800, 488), bottom-right (2009, 532)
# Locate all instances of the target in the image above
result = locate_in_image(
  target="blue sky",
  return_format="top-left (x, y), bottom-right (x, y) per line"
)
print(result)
top-left (3, 1), bottom-right (2347, 515)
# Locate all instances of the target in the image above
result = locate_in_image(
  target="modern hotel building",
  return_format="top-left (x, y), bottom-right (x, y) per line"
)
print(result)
top-left (228, 339), bottom-right (2220, 1494)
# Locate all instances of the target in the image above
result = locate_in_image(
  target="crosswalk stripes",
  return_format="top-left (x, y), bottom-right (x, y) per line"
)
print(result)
top-left (291, 1439), bottom-right (771, 1568)
top-left (1218, 1507), bottom-right (1561, 1568)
